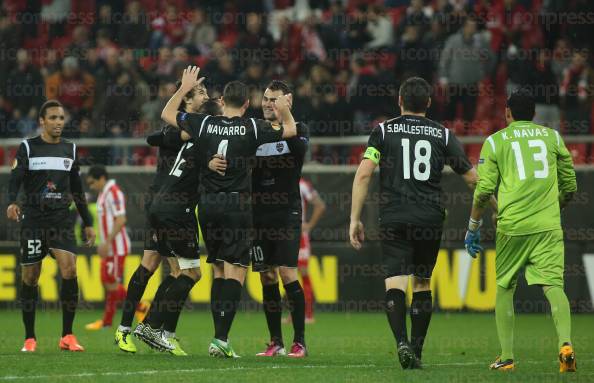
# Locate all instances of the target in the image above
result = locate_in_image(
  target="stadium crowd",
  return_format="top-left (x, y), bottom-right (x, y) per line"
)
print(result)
top-left (0, 0), bottom-right (593, 164)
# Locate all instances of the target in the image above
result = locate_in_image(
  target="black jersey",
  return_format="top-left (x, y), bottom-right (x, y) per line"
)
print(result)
top-left (252, 122), bottom-right (309, 212)
top-left (365, 115), bottom-right (472, 226)
top-left (7, 136), bottom-right (92, 226)
top-left (150, 140), bottom-right (200, 213)
top-left (177, 112), bottom-right (284, 193)
top-left (146, 125), bottom-right (185, 197)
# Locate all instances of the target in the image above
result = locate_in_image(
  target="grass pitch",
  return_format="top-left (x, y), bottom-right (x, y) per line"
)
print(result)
top-left (0, 310), bottom-right (591, 382)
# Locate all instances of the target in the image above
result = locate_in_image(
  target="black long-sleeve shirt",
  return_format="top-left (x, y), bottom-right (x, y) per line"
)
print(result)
top-left (8, 136), bottom-right (92, 226)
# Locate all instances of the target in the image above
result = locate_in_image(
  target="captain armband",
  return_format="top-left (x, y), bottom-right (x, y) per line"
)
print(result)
top-left (363, 147), bottom-right (381, 165)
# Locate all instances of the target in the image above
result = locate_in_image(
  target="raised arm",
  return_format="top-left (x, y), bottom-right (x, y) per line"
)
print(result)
top-left (273, 94), bottom-right (297, 139)
top-left (161, 66), bottom-right (204, 127)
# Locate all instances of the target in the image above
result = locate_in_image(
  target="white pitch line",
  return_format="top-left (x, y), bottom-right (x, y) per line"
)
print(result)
top-left (2, 359), bottom-right (592, 380)
top-left (0, 364), bottom-right (380, 380)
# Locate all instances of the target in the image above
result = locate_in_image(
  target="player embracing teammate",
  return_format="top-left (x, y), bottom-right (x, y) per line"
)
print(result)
top-left (161, 67), bottom-right (298, 357)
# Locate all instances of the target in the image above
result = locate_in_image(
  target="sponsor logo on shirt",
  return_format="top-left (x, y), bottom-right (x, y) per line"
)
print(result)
top-left (42, 181), bottom-right (62, 199)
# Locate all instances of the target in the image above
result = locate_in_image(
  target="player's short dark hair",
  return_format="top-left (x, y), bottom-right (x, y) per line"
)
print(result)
top-left (507, 89), bottom-right (535, 121)
top-left (87, 165), bottom-right (108, 180)
top-left (266, 80), bottom-right (291, 95)
top-left (198, 99), bottom-right (222, 115)
top-left (223, 81), bottom-right (248, 108)
top-left (399, 77), bottom-right (431, 113)
top-left (39, 100), bottom-right (63, 119)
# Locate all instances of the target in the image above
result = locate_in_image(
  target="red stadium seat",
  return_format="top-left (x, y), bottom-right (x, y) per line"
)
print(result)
top-left (51, 36), bottom-right (73, 52)
top-left (387, 6), bottom-right (407, 26)
top-left (349, 145), bottom-right (365, 165)
top-left (194, 55), bottom-right (210, 68)
top-left (566, 143), bottom-right (587, 165)
top-left (467, 119), bottom-right (492, 136)
top-left (465, 144), bottom-right (483, 166)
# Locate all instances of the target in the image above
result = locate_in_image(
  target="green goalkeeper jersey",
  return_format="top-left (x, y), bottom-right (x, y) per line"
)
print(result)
top-left (474, 120), bottom-right (577, 235)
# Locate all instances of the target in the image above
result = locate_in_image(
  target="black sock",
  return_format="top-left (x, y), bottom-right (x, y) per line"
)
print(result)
top-left (262, 283), bottom-right (283, 345)
top-left (284, 281), bottom-right (305, 345)
top-left (214, 279), bottom-right (242, 342)
top-left (60, 278), bottom-right (78, 336)
top-left (210, 277), bottom-right (225, 334)
top-left (410, 290), bottom-right (432, 359)
top-left (21, 283), bottom-right (38, 339)
top-left (163, 275), bottom-right (196, 332)
top-left (386, 288), bottom-right (407, 345)
top-left (120, 265), bottom-right (153, 327)
top-left (144, 275), bottom-right (177, 327)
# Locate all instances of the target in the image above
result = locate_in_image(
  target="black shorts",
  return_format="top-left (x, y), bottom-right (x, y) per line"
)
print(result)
top-left (199, 193), bottom-right (252, 267)
top-left (148, 209), bottom-right (200, 260)
top-left (381, 222), bottom-right (443, 279)
top-left (20, 210), bottom-right (77, 265)
top-left (252, 208), bottom-right (301, 272)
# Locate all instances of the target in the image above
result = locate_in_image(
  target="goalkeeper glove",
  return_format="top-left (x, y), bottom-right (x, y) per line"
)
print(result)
top-left (464, 218), bottom-right (484, 258)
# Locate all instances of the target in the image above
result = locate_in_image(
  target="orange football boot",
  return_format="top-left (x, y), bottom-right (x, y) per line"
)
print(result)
top-left (559, 343), bottom-right (576, 373)
top-left (59, 334), bottom-right (85, 351)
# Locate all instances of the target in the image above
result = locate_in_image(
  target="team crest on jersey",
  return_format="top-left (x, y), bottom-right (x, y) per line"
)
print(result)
top-left (64, 159), bottom-right (71, 169)
top-left (276, 142), bottom-right (285, 153)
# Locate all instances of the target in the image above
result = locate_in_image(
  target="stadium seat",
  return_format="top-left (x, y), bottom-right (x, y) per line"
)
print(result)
top-left (348, 145), bottom-right (365, 165)
top-left (566, 143), bottom-right (587, 165)
top-left (387, 6), bottom-right (407, 26)
top-left (51, 36), bottom-right (73, 52)
top-left (465, 144), bottom-right (483, 165)
top-left (467, 119), bottom-right (492, 136)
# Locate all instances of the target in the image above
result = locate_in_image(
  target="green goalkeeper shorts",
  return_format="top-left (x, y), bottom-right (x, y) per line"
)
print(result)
top-left (495, 229), bottom-right (564, 289)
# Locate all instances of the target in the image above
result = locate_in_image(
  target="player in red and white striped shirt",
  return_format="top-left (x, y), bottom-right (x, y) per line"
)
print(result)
top-left (298, 178), bottom-right (326, 323)
top-left (85, 166), bottom-right (131, 330)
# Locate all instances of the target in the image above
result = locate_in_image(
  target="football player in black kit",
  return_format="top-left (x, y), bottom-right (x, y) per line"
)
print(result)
top-left (161, 66), bottom-right (297, 358)
top-left (350, 77), bottom-right (481, 369)
top-left (211, 80), bottom-right (310, 358)
top-left (7, 100), bottom-right (96, 353)
top-left (115, 79), bottom-right (210, 355)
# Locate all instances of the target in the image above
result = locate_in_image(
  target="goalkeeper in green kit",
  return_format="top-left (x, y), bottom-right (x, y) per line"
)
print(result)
top-left (464, 90), bottom-right (577, 372)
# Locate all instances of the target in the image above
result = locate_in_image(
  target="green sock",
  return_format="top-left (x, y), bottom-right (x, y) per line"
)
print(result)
top-left (543, 286), bottom-right (572, 348)
top-left (495, 285), bottom-right (516, 360)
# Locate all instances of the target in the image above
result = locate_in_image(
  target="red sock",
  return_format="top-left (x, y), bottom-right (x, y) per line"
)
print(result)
top-left (116, 284), bottom-right (127, 301)
top-left (302, 275), bottom-right (314, 319)
top-left (102, 284), bottom-right (126, 325)
top-left (102, 290), bottom-right (118, 326)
